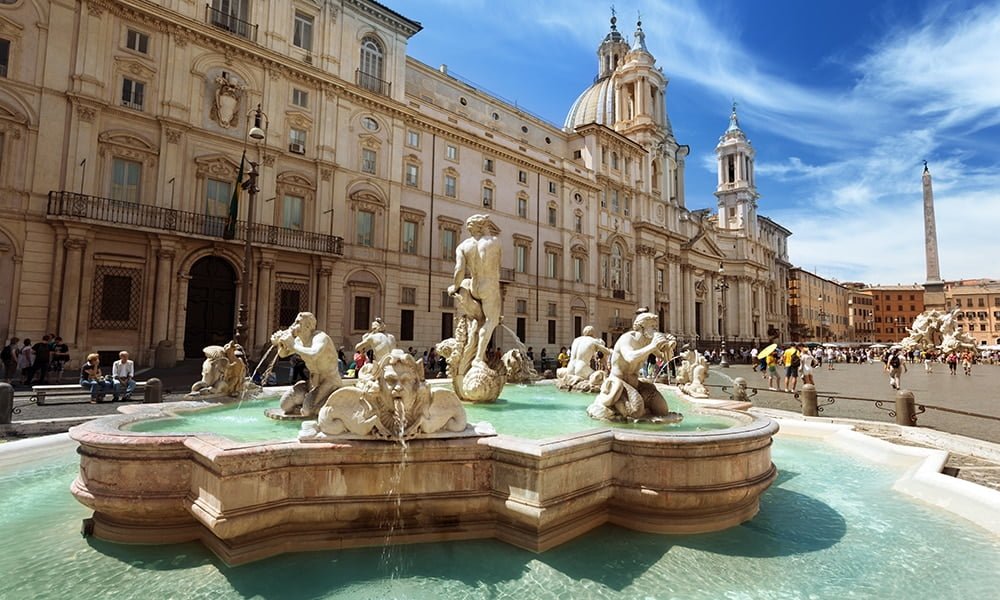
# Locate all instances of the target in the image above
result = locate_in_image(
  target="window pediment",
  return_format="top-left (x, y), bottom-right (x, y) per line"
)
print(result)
top-left (194, 154), bottom-right (240, 179)
top-left (276, 171), bottom-right (315, 198)
top-left (286, 110), bottom-right (313, 130)
top-left (98, 131), bottom-right (157, 166)
top-left (114, 57), bottom-right (157, 79)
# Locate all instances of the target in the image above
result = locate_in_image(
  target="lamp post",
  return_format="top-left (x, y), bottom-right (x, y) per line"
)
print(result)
top-left (817, 295), bottom-right (828, 342)
top-left (234, 104), bottom-right (268, 351)
top-left (716, 262), bottom-right (730, 368)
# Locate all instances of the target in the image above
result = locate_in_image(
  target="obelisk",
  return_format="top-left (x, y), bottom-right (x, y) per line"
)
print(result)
top-left (922, 161), bottom-right (946, 310)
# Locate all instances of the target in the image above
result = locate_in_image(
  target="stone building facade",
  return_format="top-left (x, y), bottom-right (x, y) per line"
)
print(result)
top-left (0, 1), bottom-right (791, 365)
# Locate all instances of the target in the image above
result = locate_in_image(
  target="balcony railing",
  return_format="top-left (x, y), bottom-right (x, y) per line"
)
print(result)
top-left (48, 191), bottom-right (343, 256)
top-left (500, 267), bottom-right (514, 282)
top-left (206, 5), bottom-right (258, 42)
top-left (355, 69), bottom-right (391, 96)
top-left (609, 316), bottom-right (630, 330)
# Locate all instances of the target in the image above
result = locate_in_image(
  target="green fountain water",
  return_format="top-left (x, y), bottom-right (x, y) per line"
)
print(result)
top-left (2, 437), bottom-right (998, 598)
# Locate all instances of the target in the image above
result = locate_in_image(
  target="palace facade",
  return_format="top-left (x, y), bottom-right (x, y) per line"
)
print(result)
top-left (0, 0), bottom-right (791, 365)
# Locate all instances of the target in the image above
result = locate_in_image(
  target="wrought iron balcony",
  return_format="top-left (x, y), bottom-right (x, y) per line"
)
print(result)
top-left (47, 191), bottom-right (343, 256)
top-left (206, 5), bottom-right (258, 42)
top-left (609, 316), bottom-right (630, 330)
top-left (355, 69), bottom-right (391, 96)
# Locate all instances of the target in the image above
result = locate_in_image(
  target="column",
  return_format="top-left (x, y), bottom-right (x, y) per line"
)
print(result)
top-left (151, 249), bottom-right (175, 344)
top-left (668, 260), bottom-right (681, 334)
top-left (682, 266), bottom-right (695, 337)
top-left (316, 265), bottom-right (332, 331)
top-left (174, 273), bottom-right (191, 360)
top-left (254, 258), bottom-right (275, 347)
top-left (60, 238), bottom-right (87, 346)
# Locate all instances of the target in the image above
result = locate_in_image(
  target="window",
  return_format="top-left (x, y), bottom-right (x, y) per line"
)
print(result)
top-left (441, 228), bottom-right (457, 258)
top-left (518, 170), bottom-right (527, 184)
top-left (610, 189), bottom-right (620, 213)
top-left (546, 251), bottom-right (558, 278)
top-left (401, 286), bottom-right (417, 305)
top-left (574, 213), bottom-right (582, 233)
top-left (623, 195), bottom-right (631, 217)
top-left (282, 195), bottom-right (303, 230)
top-left (353, 296), bottom-right (371, 331)
top-left (405, 163), bottom-right (419, 187)
top-left (441, 312), bottom-right (454, 341)
top-left (121, 78), bottom-right (145, 110)
top-left (445, 144), bottom-right (458, 161)
top-left (275, 283), bottom-right (307, 328)
top-left (111, 158), bottom-right (141, 203)
top-left (126, 29), bottom-right (149, 54)
top-left (91, 266), bottom-right (142, 329)
top-left (356, 209), bottom-right (374, 246)
top-left (292, 88), bottom-right (309, 108)
top-left (400, 309), bottom-right (414, 341)
top-left (515, 299), bottom-right (528, 314)
top-left (401, 220), bottom-right (418, 254)
top-left (483, 157), bottom-right (494, 173)
top-left (548, 320), bottom-right (556, 344)
top-left (517, 197), bottom-right (527, 218)
top-left (573, 149), bottom-right (582, 160)
top-left (205, 178), bottom-right (231, 236)
top-left (547, 303), bottom-right (557, 317)
top-left (359, 36), bottom-right (384, 91)
top-left (516, 317), bottom-right (526, 342)
top-left (0, 39), bottom-right (7, 77)
top-left (406, 130), bottom-right (420, 148)
top-left (293, 12), bottom-right (314, 51)
top-left (547, 205), bottom-right (557, 226)
top-left (289, 128), bottom-right (306, 153)
top-left (361, 116), bottom-right (379, 131)
top-left (516, 245), bottom-right (528, 273)
top-left (573, 257), bottom-right (584, 283)
top-left (440, 290), bottom-right (455, 308)
top-left (611, 152), bottom-right (619, 170)
top-left (657, 268), bottom-right (664, 292)
top-left (482, 186), bottom-right (493, 208)
top-left (361, 148), bottom-right (377, 174)
top-left (444, 174), bottom-right (457, 198)
top-left (548, 181), bottom-right (557, 194)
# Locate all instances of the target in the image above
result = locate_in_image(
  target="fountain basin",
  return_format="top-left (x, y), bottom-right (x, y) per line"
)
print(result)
top-left (69, 397), bottom-right (777, 565)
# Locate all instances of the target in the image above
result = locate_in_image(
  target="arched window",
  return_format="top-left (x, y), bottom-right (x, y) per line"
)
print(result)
top-left (359, 36), bottom-right (384, 93)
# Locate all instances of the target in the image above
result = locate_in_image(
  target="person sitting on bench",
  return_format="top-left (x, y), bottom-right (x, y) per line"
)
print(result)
top-left (111, 350), bottom-right (136, 401)
top-left (80, 353), bottom-right (113, 403)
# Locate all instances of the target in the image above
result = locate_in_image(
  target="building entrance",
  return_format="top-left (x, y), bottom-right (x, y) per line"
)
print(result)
top-left (184, 256), bottom-right (237, 358)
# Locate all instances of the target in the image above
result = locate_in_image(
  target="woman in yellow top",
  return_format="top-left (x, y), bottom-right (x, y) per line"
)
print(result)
top-left (766, 351), bottom-right (780, 390)
top-left (557, 347), bottom-right (570, 369)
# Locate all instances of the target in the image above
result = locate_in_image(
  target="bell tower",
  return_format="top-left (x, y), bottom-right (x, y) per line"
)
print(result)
top-left (715, 103), bottom-right (758, 235)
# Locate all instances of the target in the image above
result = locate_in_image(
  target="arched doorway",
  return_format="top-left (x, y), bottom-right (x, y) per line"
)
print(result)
top-left (184, 256), bottom-right (237, 358)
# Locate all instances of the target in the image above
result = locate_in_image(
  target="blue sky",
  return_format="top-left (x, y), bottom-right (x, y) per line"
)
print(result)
top-left (389, 0), bottom-right (999, 285)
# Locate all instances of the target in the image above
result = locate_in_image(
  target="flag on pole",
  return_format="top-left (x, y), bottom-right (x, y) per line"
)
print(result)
top-left (223, 150), bottom-right (246, 240)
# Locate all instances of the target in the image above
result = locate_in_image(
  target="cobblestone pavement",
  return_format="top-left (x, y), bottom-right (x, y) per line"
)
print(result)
top-left (705, 361), bottom-right (1000, 444)
top-left (705, 361), bottom-right (1000, 492)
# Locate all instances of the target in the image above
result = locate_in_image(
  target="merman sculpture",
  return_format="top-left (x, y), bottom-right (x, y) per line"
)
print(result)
top-left (269, 311), bottom-right (343, 417)
top-left (586, 312), bottom-right (682, 422)
top-left (438, 214), bottom-right (507, 402)
top-left (556, 325), bottom-right (612, 392)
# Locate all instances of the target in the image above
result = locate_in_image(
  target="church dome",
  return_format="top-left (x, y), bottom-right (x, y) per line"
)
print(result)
top-left (563, 76), bottom-right (616, 130)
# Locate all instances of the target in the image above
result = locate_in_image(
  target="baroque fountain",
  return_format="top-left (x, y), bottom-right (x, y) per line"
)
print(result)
top-left (68, 214), bottom-right (778, 565)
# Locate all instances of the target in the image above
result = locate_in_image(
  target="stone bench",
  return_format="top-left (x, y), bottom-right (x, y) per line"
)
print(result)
top-left (32, 381), bottom-right (147, 406)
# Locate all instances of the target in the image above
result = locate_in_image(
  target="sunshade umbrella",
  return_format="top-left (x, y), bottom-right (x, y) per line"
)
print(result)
top-left (757, 343), bottom-right (778, 359)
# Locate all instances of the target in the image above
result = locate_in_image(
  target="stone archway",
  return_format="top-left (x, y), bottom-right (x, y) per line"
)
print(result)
top-left (184, 256), bottom-right (237, 358)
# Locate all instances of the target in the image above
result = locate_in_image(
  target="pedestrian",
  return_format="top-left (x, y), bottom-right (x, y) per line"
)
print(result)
top-left (111, 350), bottom-right (136, 401)
top-left (766, 350), bottom-right (780, 390)
top-left (80, 352), bottom-right (113, 403)
top-left (1, 336), bottom-right (18, 383)
top-left (800, 344), bottom-right (816, 386)
top-left (31, 335), bottom-right (52, 385)
top-left (923, 351), bottom-right (934, 373)
top-left (885, 350), bottom-right (906, 390)
top-left (17, 338), bottom-right (35, 385)
top-left (557, 346), bottom-right (569, 369)
top-left (946, 352), bottom-right (958, 375)
top-left (782, 344), bottom-right (800, 392)
top-left (961, 351), bottom-right (973, 376)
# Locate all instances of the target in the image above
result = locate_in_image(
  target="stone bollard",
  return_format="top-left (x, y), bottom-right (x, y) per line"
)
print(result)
top-left (144, 378), bottom-right (163, 404)
top-left (801, 383), bottom-right (818, 417)
top-left (0, 382), bottom-right (13, 425)
top-left (895, 389), bottom-right (916, 426)
top-left (732, 377), bottom-right (749, 403)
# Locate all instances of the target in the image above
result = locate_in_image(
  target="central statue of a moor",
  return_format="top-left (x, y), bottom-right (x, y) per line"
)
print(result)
top-left (437, 214), bottom-right (507, 402)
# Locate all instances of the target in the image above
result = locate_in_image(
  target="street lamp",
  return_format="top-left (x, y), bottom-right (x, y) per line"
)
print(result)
top-left (234, 104), bottom-right (268, 351)
top-left (817, 295), bottom-right (828, 342)
top-left (715, 262), bottom-right (730, 368)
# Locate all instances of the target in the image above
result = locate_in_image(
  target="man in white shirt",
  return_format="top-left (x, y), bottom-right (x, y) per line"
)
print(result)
top-left (111, 350), bottom-right (136, 401)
